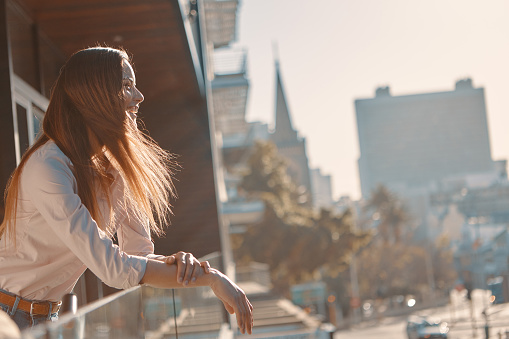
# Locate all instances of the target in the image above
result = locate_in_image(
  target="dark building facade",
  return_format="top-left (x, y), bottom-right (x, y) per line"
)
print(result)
top-left (1, 0), bottom-right (223, 303)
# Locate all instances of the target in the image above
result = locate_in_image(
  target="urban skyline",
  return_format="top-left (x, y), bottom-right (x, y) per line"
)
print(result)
top-left (235, 0), bottom-right (509, 201)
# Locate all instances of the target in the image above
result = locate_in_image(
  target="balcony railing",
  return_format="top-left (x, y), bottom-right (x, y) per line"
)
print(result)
top-left (23, 285), bottom-right (232, 339)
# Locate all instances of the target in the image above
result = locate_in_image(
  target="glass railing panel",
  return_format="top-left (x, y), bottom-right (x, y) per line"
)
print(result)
top-left (145, 285), bottom-right (229, 339)
top-left (25, 286), bottom-right (152, 339)
top-left (142, 286), bottom-right (180, 337)
top-left (22, 285), bottom-right (231, 339)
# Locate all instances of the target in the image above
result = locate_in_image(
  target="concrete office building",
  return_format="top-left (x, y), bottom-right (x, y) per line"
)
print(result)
top-left (310, 168), bottom-right (334, 210)
top-left (355, 79), bottom-right (496, 200)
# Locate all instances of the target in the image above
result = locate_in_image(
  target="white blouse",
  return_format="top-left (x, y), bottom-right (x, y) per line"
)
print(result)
top-left (0, 140), bottom-right (158, 302)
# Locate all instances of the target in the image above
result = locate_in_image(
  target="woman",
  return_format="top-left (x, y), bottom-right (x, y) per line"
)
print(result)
top-left (0, 47), bottom-right (253, 333)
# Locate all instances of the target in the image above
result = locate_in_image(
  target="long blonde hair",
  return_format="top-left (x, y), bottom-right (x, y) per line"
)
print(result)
top-left (1, 47), bottom-right (176, 242)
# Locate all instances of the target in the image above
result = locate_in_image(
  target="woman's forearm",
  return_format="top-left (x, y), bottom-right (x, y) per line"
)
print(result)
top-left (139, 258), bottom-right (215, 288)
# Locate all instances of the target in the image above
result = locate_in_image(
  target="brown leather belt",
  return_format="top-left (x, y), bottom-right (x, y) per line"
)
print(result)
top-left (0, 289), bottom-right (61, 316)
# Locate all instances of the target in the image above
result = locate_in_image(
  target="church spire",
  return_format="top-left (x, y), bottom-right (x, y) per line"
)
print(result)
top-left (273, 60), bottom-right (298, 144)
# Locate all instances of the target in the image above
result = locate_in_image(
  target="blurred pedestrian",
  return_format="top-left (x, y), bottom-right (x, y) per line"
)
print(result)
top-left (0, 47), bottom-right (253, 333)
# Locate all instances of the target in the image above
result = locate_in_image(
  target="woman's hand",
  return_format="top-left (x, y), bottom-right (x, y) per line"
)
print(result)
top-left (208, 268), bottom-right (254, 335)
top-left (140, 260), bottom-right (254, 334)
top-left (165, 251), bottom-right (211, 286)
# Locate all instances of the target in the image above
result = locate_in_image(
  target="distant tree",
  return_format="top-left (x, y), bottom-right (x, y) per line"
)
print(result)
top-left (355, 235), bottom-right (457, 300)
top-left (355, 186), bottom-right (456, 300)
top-left (356, 242), bottom-right (429, 299)
top-left (240, 140), bottom-right (305, 213)
top-left (234, 141), bottom-right (371, 295)
top-left (429, 235), bottom-right (457, 290)
top-left (363, 185), bottom-right (412, 243)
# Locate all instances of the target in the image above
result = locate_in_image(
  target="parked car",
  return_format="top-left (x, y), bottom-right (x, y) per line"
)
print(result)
top-left (406, 315), bottom-right (449, 339)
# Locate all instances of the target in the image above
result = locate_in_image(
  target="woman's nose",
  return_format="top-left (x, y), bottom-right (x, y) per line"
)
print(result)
top-left (135, 88), bottom-right (144, 103)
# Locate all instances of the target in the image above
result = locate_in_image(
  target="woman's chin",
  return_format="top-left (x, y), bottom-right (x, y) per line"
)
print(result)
top-left (126, 112), bottom-right (138, 127)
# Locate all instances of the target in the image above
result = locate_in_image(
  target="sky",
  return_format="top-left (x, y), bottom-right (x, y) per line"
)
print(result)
top-left (231, 0), bottom-right (509, 201)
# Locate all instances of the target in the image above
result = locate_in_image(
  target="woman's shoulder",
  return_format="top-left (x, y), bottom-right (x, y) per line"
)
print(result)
top-left (30, 140), bottom-right (69, 161)
top-left (34, 139), bottom-right (66, 156)
top-left (18, 140), bottom-right (77, 195)
top-left (24, 140), bottom-right (74, 177)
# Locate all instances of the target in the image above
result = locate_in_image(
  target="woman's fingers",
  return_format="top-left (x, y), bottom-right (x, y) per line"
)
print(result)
top-left (240, 293), bottom-right (253, 334)
top-left (167, 251), bottom-right (190, 285)
top-left (175, 252), bottom-right (186, 284)
top-left (238, 299), bottom-right (248, 334)
top-left (237, 297), bottom-right (253, 334)
top-left (209, 270), bottom-right (253, 334)
top-left (229, 293), bottom-right (253, 334)
top-left (200, 261), bottom-right (211, 274)
top-left (182, 253), bottom-right (198, 285)
top-left (167, 252), bottom-right (204, 286)
top-left (246, 299), bottom-right (254, 334)
top-left (165, 255), bottom-right (176, 264)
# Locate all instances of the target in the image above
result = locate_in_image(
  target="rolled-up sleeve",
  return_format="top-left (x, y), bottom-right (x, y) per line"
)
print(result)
top-left (116, 213), bottom-right (154, 257)
top-left (22, 149), bottom-right (148, 289)
top-left (117, 218), bottom-right (167, 261)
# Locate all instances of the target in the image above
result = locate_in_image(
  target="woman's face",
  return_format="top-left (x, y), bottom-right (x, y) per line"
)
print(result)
top-left (121, 60), bottom-right (144, 124)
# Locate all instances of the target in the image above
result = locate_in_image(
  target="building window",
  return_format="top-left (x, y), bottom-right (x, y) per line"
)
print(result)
top-left (12, 75), bottom-right (48, 164)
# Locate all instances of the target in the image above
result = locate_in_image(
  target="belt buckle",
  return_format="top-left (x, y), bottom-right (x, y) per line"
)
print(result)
top-left (30, 301), bottom-right (49, 316)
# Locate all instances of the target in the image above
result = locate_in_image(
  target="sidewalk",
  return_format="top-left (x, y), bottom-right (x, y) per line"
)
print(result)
top-left (418, 289), bottom-right (509, 338)
top-left (447, 299), bottom-right (509, 338)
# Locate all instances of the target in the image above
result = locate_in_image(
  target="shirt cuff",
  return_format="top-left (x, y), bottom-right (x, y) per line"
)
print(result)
top-left (122, 255), bottom-right (148, 289)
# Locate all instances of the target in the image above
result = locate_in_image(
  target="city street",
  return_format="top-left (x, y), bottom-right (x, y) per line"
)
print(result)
top-left (335, 290), bottom-right (509, 339)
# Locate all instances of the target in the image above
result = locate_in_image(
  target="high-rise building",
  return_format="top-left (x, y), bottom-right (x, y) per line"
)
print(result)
top-left (355, 79), bottom-right (496, 199)
top-left (310, 168), bottom-right (334, 210)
